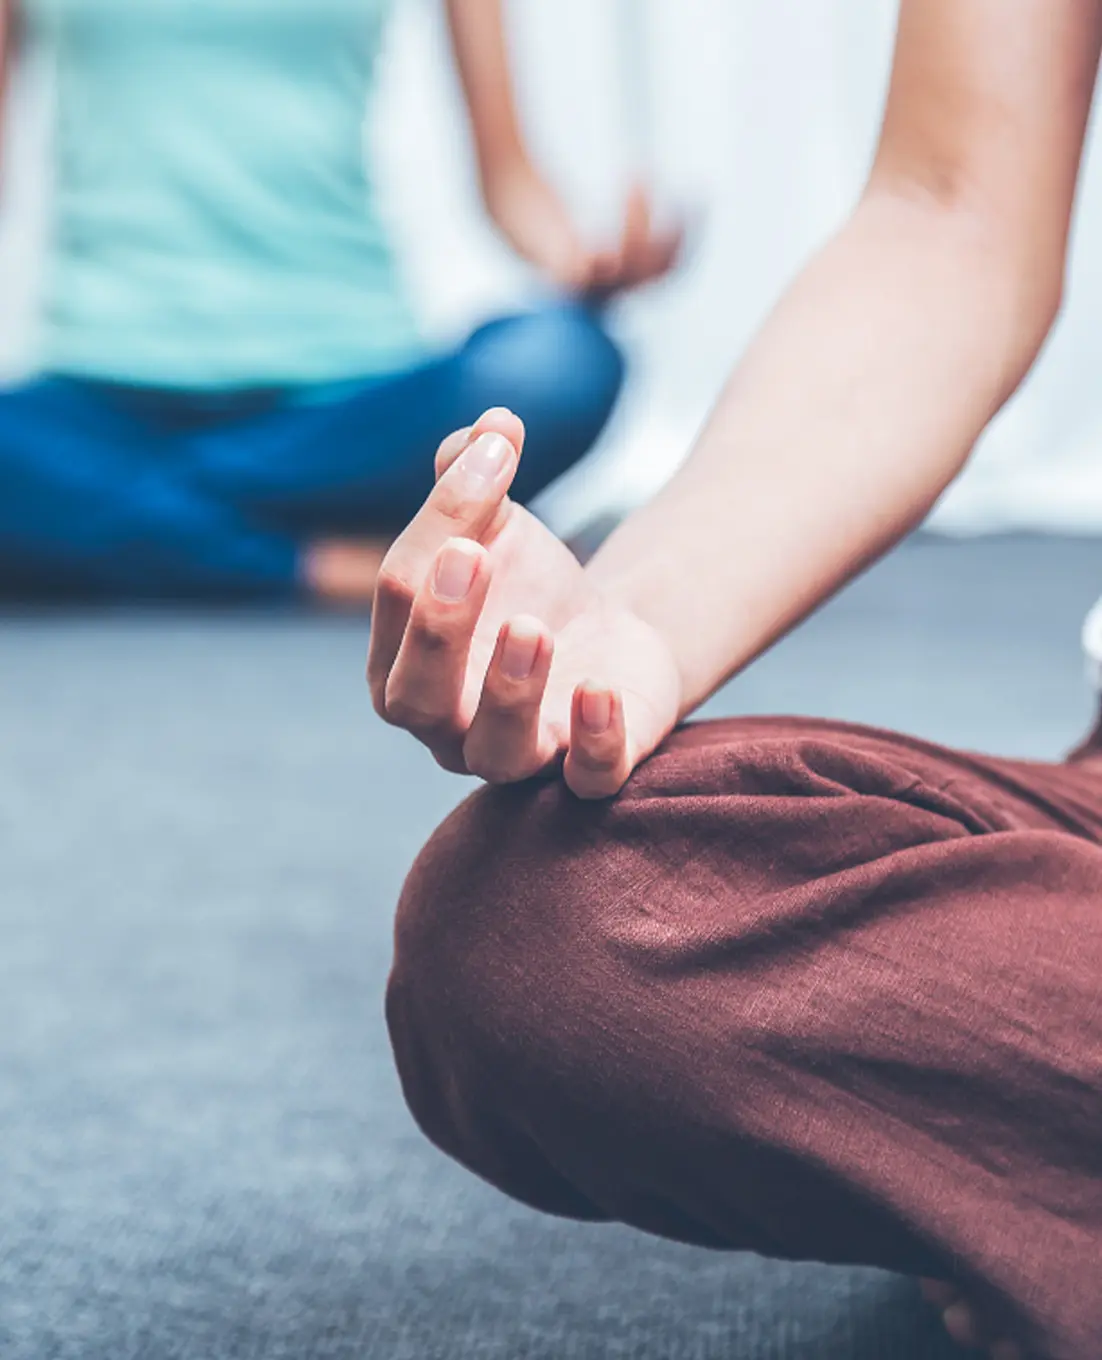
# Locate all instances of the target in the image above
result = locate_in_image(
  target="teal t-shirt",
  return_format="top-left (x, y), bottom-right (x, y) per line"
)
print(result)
top-left (24, 0), bottom-right (423, 388)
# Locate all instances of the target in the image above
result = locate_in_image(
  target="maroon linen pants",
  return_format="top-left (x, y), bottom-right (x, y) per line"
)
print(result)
top-left (387, 717), bottom-right (1102, 1358)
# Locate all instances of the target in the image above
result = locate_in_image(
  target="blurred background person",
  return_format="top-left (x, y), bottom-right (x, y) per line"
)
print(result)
top-left (0, 0), bottom-right (680, 603)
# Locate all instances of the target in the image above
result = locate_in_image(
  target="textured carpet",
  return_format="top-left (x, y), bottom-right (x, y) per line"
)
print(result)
top-left (2, 534), bottom-right (1097, 1359)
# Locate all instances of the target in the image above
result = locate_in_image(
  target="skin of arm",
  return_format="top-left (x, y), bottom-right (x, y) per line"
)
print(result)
top-left (0, 0), bottom-right (14, 189)
top-left (442, 0), bottom-right (681, 293)
top-left (586, 0), bottom-right (1102, 714)
top-left (442, 0), bottom-right (529, 199)
top-left (368, 0), bottom-right (1102, 802)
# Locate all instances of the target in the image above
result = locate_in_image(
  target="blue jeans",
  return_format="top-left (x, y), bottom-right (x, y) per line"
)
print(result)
top-left (0, 302), bottom-right (624, 599)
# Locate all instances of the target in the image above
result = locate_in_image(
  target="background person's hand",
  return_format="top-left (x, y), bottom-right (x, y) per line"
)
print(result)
top-left (367, 408), bottom-right (682, 798)
top-left (487, 167), bottom-right (684, 299)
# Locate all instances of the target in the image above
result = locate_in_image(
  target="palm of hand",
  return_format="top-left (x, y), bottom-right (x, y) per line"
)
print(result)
top-left (476, 502), bottom-right (592, 637)
top-left (462, 502), bottom-right (680, 767)
top-left (458, 502), bottom-right (595, 741)
top-left (492, 169), bottom-right (683, 297)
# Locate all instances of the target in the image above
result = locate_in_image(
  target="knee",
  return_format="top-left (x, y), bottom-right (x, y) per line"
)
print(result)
top-left (385, 727), bottom-right (816, 1154)
top-left (519, 302), bottom-right (626, 427)
top-left (462, 304), bottom-right (625, 458)
top-left (386, 722), bottom-right (938, 1146)
top-left (384, 729), bottom-right (805, 1223)
top-left (386, 776), bottom-right (627, 1217)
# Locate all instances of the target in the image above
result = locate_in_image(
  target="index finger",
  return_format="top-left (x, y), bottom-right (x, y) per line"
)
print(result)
top-left (368, 416), bottom-right (522, 704)
top-left (435, 408), bottom-right (527, 480)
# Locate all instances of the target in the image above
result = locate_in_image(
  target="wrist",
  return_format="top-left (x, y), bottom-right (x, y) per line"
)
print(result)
top-left (585, 550), bottom-right (717, 726)
top-left (482, 161), bottom-right (587, 287)
top-left (585, 580), bottom-right (688, 739)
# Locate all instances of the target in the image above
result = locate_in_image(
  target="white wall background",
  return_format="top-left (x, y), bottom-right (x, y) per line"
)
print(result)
top-left (4, 0), bottom-right (1102, 533)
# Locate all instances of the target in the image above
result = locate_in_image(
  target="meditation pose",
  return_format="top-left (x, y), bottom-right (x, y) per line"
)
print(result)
top-left (374, 3), bottom-right (1102, 1357)
top-left (0, 0), bottom-right (676, 600)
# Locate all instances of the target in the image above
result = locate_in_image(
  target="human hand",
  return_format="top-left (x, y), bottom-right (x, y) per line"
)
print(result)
top-left (488, 167), bottom-right (683, 299)
top-left (367, 408), bottom-right (682, 798)
top-left (579, 183), bottom-right (686, 298)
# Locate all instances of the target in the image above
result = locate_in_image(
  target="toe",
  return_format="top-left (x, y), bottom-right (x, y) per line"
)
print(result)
top-left (943, 1299), bottom-right (986, 1349)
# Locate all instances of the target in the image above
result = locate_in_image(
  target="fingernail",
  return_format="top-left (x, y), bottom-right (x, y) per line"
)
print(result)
top-left (457, 433), bottom-right (511, 494)
top-left (432, 542), bottom-right (478, 602)
top-left (500, 627), bottom-right (538, 681)
top-left (580, 688), bottom-right (611, 734)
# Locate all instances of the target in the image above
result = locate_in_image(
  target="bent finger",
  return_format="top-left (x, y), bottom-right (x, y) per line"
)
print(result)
top-left (564, 684), bottom-right (632, 799)
top-left (380, 539), bottom-right (491, 748)
top-left (369, 430), bottom-right (516, 695)
top-left (463, 616), bottom-right (556, 784)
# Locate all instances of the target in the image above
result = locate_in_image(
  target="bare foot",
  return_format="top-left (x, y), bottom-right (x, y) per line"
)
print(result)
top-left (301, 538), bottom-right (389, 608)
top-left (919, 1279), bottom-right (1024, 1359)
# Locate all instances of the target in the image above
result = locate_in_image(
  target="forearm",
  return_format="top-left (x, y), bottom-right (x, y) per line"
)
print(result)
top-left (0, 0), bottom-right (11, 186)
top-left (588, 188), bottom-right (1054, 714)
top-left (444, 0), bottom-right (528, 196)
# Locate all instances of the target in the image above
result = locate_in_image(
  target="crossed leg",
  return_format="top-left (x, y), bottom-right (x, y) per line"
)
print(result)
top-left (388, 716), bottom-right (1102, 1360)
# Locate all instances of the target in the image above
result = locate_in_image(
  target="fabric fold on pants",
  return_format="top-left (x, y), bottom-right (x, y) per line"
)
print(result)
top-left (388, 716), bottom-right (1102, 1360)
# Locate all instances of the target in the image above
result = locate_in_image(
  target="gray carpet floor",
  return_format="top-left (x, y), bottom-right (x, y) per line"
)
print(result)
top-left (2, 534), bottom-right (1098, 1360)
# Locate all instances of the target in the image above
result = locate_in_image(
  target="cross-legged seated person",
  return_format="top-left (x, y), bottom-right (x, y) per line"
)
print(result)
top-left (0, 0), bottom-right (678, 601)
top-left (373, 4), bottom-right (1102, 1358)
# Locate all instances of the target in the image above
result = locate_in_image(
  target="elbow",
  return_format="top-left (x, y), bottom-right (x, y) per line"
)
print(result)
top-left (863, 171), bottom-right (1065, 404)
top-left (994, 206), bottom-right (1065, 392)
top-left (1018, 267), bottom-right (1063, 363)
top-left (992, 251), bottom-right (1062, 405)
